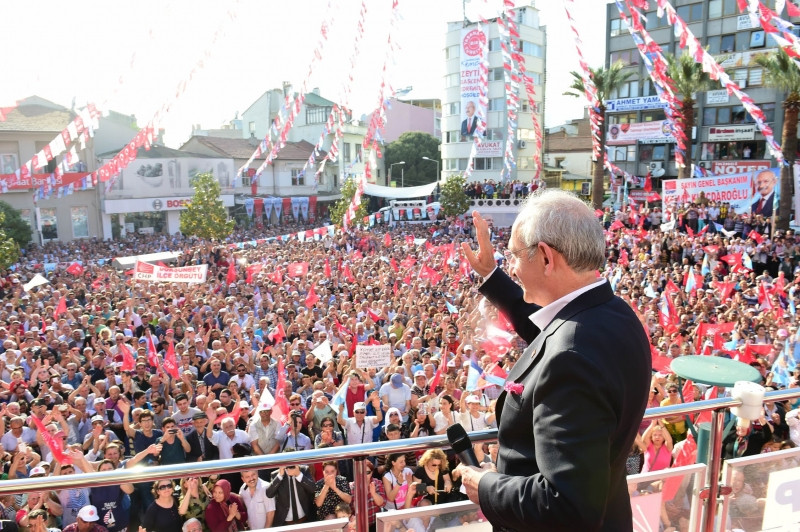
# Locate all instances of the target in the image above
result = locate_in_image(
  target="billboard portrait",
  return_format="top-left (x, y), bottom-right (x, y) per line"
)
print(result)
top-left (750, 167), bottom-right (780, 217)
top-left (106, 157), bottom-right (235, 197)
top-left (460, 27), bottom-right (487, 141)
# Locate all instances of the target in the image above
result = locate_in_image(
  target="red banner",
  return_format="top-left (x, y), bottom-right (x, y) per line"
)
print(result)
top-left (2, 172), bottom-right (90, 191)
top-left (308, 196), bottom-right (317, 222)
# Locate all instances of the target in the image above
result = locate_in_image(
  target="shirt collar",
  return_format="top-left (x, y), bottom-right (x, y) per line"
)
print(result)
top-left (529, 279), bottom-right (607, 331)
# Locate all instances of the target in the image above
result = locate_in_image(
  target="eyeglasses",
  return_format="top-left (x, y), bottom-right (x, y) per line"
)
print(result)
top-left (668, 390), bottom-right (678, 394)
top-left (354, 410), bottom-right (366, 414)
top-left (157, 484), bottom-right (172, 490)
top-left (503, 242), bottom-right (560, 263)
top-left (290, 402), bottom-right (301, 406)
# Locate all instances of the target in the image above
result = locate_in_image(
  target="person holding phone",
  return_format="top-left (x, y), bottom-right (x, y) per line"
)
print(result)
top-left (158, 417), bottom-right (190, 465)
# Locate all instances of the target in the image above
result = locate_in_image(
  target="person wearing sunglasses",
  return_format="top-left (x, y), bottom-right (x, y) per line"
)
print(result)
top-left (141, 480), bottom-right (181, 532)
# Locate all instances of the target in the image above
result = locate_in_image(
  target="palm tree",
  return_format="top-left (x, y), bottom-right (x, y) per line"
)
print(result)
top-left (666, 52), bottom-right (715, 179)
top-left (564, 61), bottom-right (633, 209)
top-left (755, 48), bottom-right (800, 230)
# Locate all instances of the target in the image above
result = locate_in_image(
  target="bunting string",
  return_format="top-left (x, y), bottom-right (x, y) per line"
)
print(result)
top-left (96, 1), bottom-right (243, 193)
top-left (239, 0), bottom-right (339, 183)
top-left (617, 0), bottom-right (688, 169)
top-left (654, 0), bottom-right (785, 164)
top-left (740, 0), bottom-right (800, 70)
top-left (497, 2), bottom-right (521, 181)
top-left (563, 0), bottom-right (604, 160)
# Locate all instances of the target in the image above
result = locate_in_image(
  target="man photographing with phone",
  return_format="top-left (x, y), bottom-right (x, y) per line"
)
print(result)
top-left (456, 191), bottom-right (650, 531)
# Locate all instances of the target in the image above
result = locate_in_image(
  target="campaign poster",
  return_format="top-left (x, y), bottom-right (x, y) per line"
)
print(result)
top-left (661, 169), bottom-right (780, 216)
top-left (460, 27), bottom-right (487, 141)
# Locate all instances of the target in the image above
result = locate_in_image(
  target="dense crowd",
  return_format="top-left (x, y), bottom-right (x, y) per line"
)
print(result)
top-left (0, 195), bottom-right (797, 532)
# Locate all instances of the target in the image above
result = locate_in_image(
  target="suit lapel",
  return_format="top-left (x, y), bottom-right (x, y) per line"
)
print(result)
top-left (504, 282), bottom-right (614, 385)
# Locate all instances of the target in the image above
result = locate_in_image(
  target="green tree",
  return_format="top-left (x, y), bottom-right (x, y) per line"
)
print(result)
top-left (755, 48), bottom-right (800, 230)
top-left (329, 177), bottom-right (368, 227)
top-left (666, 52), bottom-right (715, 179)
top-left (564, 61), bottom-right (633, 209)
top-left (179, 172), bottom-right (234, 240)
top-left (0, 201), bottom-right (32, 248)
top-left (0, 211), bottom-right (19, 269)
top-left (439, 174), bottom-right (470, 217)
top-left (384, 132), bottom-right (441, 187)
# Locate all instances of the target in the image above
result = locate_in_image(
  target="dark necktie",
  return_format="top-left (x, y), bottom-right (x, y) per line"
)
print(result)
top-left (288, 475), bottom-right (299, 521)
top-left (198, 433), bottom-right (205, 455)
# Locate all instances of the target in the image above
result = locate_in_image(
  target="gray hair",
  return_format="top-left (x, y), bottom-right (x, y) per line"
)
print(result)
top-left (515, 189), bottom-right (605, 272)
top-left (182, 518), bottom-right (202, 532)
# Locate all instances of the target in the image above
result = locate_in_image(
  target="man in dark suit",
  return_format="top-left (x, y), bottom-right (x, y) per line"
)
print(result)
top-left (185, 412), bottom-right (218, 461)
top-left (457, 193), bottom-right (651, 531)
top-left (751, 169), bottom-right (777, 217)
top-left (264, 455), bottom-right (316, 526)
top-left (461, 101), bottom-right (480, 139)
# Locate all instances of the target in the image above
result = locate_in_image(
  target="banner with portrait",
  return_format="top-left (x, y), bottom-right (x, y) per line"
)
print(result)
top-left (460, 27), bottom-right (487, 141)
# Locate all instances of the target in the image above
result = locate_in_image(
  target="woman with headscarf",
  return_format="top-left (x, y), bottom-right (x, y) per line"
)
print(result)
top-left (204, 479), bottom-right (248, 532)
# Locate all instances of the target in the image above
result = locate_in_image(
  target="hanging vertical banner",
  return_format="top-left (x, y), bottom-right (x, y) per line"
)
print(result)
top-left (299, 197), bottom-right (309, 220)
top-left (272, 197), bottom-right (282, 220)
top-left (794, 163), bottom-right (800, 224)
top-left (460, 27), bottom-right (488, 141)
top-left (244, 198), bottom-right (254, 218)
top-left (308, 196), bottom-right (317, 222)
top-left (253, 198), bottom-right (264, 220)
top-left (282, 197), bottom-right (293, 222)
top-left (291, 197), bottom-right (302, 220)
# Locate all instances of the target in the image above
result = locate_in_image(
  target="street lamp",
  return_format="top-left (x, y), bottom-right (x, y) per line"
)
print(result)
top-left (421, 156), bottom-right (440, 200)
top-left (390, 161), bottom-right (406, 187)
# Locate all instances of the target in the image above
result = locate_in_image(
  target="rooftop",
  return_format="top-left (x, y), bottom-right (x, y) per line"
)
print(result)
top-left (182, 136), bottom-right (325, 161)
top-left (0, 95), bottom-right (74, 133)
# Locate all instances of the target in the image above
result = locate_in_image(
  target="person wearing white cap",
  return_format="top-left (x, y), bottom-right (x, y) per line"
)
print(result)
top-left (60, 504), bottom-right (107, 532)
top-left (337, 393), bottom-right (383, 445)
top-left (379, 373), bottom-right (411, 421)
top-left (459, 394), bottom-right (495, 433)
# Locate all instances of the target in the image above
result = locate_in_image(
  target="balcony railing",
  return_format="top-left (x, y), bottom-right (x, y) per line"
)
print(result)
top-left (0, 388), bottom-right (797, 531)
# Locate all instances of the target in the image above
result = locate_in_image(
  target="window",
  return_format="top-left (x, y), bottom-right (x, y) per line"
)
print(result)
top-left (444, 73), bottom-right (459, 88)
top-left (355, 144), bottom-right (362, 162)
top-left (71, 207), bottom-right (89, 238)
top-left (702, 141), bottom-right (766, 160)
top-left (750, 30), bottom-right (766, 48)
top-left (610, 19), bottom-right (622, 37)
top-left (474, 157), bottom-right (495, 170)
top-left (652, 145), bottom-right (667, 161)
top-left (306, 106), bottom-right (331, 124)
top-left (708, 0), bottom-right (722, 18)
top-left (445, 130), bottom-right (461, 143)
top-left (0, 153), bottom-right (19, 173)
top-left (484, 128), bottom-right (504, 140)
top-left (520, 41), bottom-right (543, 57)
top-left (521, 100), bottom-right (529, 112)
top-left (736, 31), bottom-right (750, 51)
top-left (343, 143), bottom-right (351, 163)
top-left (488, 67), bottom-right (504, 81)
top-left (608, 112), bottom-right (637, 124)
top-left (488, 37), bottom-right (501, 52)
top-left (642, 80), bottom-right (656, 97)
top-left (702, 103), bottom-right (774, 125)
top-left (376, 169), bottom-right (381, 179)
top-left (444, 44), bottom-right (459, 59)
top-left (610, 49), bottom-right (640, 67)
top-left (677, 3), bottom-right (703, 21)
top-left (609, 146), bottom-right (636, 162)
top-left (444, 102), bottom-right (459, 116)
top-left (518, 157), bottom-right (535, 170)
top-left (40, 208), bottom-right (57, 240)
top-left (723, 0), bottom-right (737, 15)
top-left (291, 169), bottom-right (304, 186)
top-left (720, 34), bottom-right (735, 53)
top-left (646, 10), bottom-right (665, 28)
top-left (609, 80), bottom-right (639, 99)
top-left (488, 98), bottom-right (505, 111)
top-left (248, 121), bottom-right (256, 134)
top-left (528, 72), bottom-right (542, 85)
top-left (518, 128), bottom-right (536, 140)
top-left (641, 110), bottom-right (667, 122)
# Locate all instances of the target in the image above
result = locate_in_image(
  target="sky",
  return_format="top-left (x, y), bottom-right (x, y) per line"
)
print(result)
top-left (0, 0), bottom-right (610, 149)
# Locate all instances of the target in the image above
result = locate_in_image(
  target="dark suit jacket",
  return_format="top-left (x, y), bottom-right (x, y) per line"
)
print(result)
top-left (264, 465), bottom-right (316, 526)
top-left (751, 192), bottom-right (775, 217)
top-left (478, 270), bottom-right (651, 531)
top-left (461, 115), bottom-right (479, 137)
top-left (185, 428), bottom-right (218, 462)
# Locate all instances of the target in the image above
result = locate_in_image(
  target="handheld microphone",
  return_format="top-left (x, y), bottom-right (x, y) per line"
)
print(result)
top-left (447, 423), bottom-right (479, 467)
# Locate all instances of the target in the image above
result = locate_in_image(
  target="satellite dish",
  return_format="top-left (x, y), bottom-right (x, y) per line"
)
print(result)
top-left (558, 160), bottom-right (568, 169)
top-left (652, 167), bottom-right (666, 178)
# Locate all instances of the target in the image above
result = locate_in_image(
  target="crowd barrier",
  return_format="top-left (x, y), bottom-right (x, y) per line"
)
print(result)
top-left (0, 388), bottom-right (797, 531)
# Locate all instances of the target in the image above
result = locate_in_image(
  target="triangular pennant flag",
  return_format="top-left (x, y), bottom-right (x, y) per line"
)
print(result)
top-left (55, 296), bottom-right (67, 317)
top-left (305, 284), bottom-right (320, 308)
top-left (119, 342), bottom-right (136, 371)
top-left (163, 340), bottom-right (180, 379)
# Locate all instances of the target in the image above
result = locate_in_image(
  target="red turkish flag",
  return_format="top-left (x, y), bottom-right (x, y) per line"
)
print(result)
top-left (65, 262), bottom-right (84, 276)
top-left (269, 322), bottom-right (287, 344)
top-left (390, 258), bottom-right (399, 272)
top-left (367, 308), bottom-right (382, 322)
top-left (384, 233), bottom-right (392, 247)
top-left (270, 269), bottom-right (283, 284)
top-left (428, 358), bottom-right (445, 391)
top-left (682, 379), bottom-right (695, 404)
top-left (145, 331), bottom-right (159, 368)
top-left (324, 258), bottom-right (331, 278)
top-left (419, 265), bottom-right (442, 284)
top-left (55, 296), bottom-right (67, 317)
top-left (305, 284), bottom-right (319, 308)
top-left (31, 415), bottom-right (71, 465)
top-left (271, 358), bottom-right (291, 424)
top-left (748, 230), bottom-right (764, 244)
top-left (644, 172), bottom-right (652, 192)
top-left (342, 264), bottom-right (355, 283)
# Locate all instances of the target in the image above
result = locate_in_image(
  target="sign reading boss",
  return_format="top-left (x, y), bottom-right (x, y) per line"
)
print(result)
top-left (166, 199), bottom-right (190, 208)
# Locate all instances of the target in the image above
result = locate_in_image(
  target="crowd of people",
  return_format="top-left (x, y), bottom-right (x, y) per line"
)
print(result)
top-left (0, 194), bottom-right (797, 532)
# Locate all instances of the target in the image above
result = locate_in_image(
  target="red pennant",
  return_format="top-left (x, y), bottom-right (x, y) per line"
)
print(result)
top-left (419, 265), bottom-right (442, 284)
top-left (662, 434), bottom-right (697, 501)
top-left (748, 230), bottom-right (764, 244)
top-left (270, 269), bottom-right (283, 285)
top-left (788, 1), bottom-right (800, 17)
top-left (269, 322), bottom-right (287, 344)
top-left (428, 358), bottom-right (445, 391)
top-left (216, 400), bottom-right (242, 426)
top-left (226, 264), bottom-right (236, 285)
top-left (367, 308), bottom-right (382, 322)
top-left (390, 258), bottom-right (399, 272)
top-left (324, 258), bottom-right (331, 278)
top-left (682, 379), bottom-right (695, 404)
top-left (246, 263), bottom-right (262, 284)
top-left (342, 264), bottom-right (355, 283)
top-left (384, 233), bottom-right (392, 247)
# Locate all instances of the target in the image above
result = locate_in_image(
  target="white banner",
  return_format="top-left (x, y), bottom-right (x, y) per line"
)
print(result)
top-left (133, 261), bottom-right (208, 284)
top-left (460, 27), bottom-right (487, 140)
top-left (607, 121), bottom-right (676, 145)
top-left (475, 140), bottom-right (503, 157)
top-left (355, 345), bottom-right (392, 369)
top-left (795, 163), bottom-right (800, 225)
top-left (706, 125), bottom-right (755, 142)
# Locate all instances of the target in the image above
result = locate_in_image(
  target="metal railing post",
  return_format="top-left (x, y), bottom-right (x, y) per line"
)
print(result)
top-left (702, 408), bottom-right (726, 532)
top-left (353, 457), bottom-right (370, 532)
